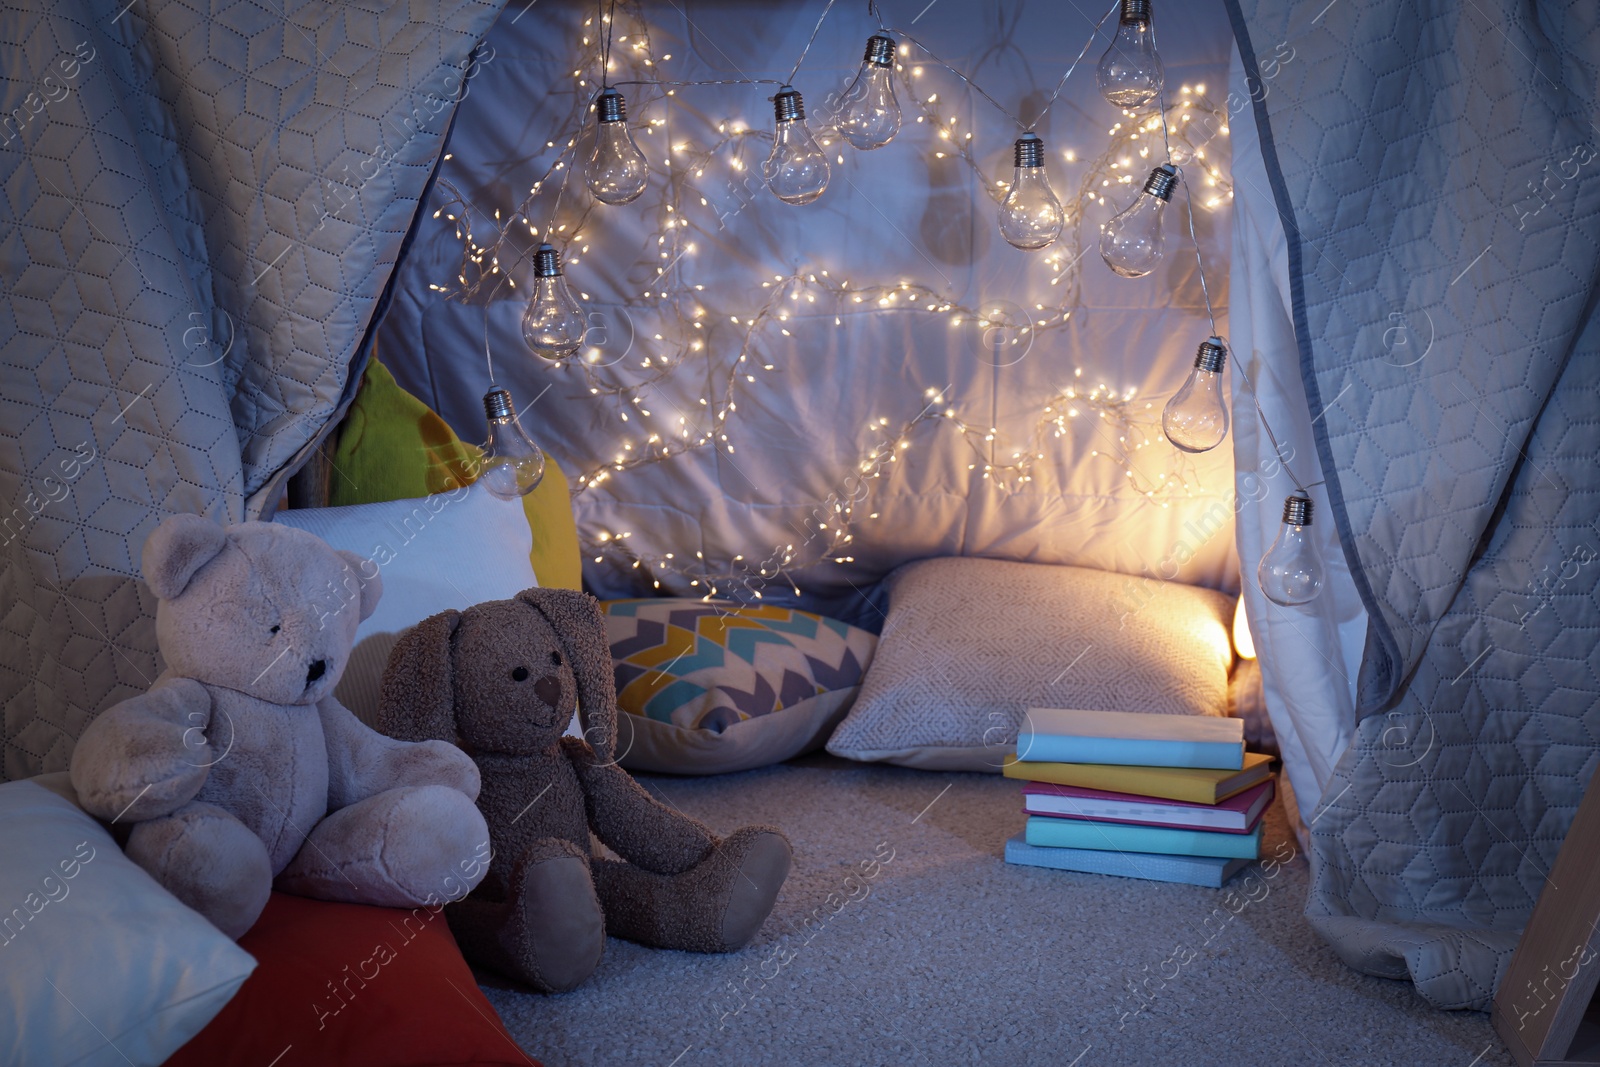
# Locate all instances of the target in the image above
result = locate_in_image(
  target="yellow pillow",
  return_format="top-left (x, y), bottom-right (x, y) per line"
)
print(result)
top-left (329, 355), bottom-right (583, 590)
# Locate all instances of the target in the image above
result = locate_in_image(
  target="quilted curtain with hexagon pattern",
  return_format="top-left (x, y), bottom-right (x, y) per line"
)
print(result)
top-left (1226, 0), bottom-right (1600, 1009)
top-left (0, 0), bottom-right (505, 780)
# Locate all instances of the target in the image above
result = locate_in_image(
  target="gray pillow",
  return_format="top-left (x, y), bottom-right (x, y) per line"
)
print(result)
top-left (825, 557), bottom-right (1236, 771)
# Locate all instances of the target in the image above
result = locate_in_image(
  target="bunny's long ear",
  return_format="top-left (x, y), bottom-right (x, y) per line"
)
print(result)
top-left (516, 587), bottom-right (617, 757)
top-left (378, 609), bottom-right (462, 743)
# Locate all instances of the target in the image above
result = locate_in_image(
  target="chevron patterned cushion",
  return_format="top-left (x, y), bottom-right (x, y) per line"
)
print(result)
top-left (601, 599), bottom-right (877, 775)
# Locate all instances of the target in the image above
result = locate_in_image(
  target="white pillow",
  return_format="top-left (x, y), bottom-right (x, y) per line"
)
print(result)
top-left (0, 775), bottom-right (257, 1066)
top-left (274, 481), bottom-right (538, 725)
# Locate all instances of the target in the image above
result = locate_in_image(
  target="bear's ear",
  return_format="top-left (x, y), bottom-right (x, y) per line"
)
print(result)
top-left (142, 513), bottom-right (230, 600)
top-left (378, 609), bottom-right (461, 743)
top-left (336, 550), bottom-right (382, 622)
top-left (516, 587), bottom-right (616, 757)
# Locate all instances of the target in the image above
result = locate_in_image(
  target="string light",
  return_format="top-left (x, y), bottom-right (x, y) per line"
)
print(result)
top-left (1161, 337), bottom-right (1229, 453)
top-left (1100, 163), bottom-right (1176, 277)
top-left (1096, 0), bottom-right (1164, 108)
top-left (586, 88), bottom-right (650, 204)
top-left (522, 243), bottom-right (588, 360)
top-left (836, 35), bottom-right (901, 150)
top-left (764, 86), bottom-right (830, 204)
top-left (479, 387), bottom-right (547, 499)
top-left (422, 0), bottom-right (1249, 602)
top-left (1258, 495), bottom-right (1325, 606)
top-left (997, 134), bottom-right (1064, 251)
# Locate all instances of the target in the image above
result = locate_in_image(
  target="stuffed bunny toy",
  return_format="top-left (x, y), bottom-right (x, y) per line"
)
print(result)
top-left (378, 587), bottom-right (793, 993)
top-left (69, 514), bottom-right (490, 938)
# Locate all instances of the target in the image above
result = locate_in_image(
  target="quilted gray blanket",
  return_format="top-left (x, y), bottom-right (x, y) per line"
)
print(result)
top-left (0, 1), bottom-right (504, 780)
top-left (1226, 2), bottom-right (1600, 1008)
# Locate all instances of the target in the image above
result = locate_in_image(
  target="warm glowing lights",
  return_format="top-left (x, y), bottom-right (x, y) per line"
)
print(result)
top-left (424, 4), bottom-right (1237, 597)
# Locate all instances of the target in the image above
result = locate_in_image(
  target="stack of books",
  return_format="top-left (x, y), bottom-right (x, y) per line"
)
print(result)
top-left (1001, 708), bottom-right (1275, 888)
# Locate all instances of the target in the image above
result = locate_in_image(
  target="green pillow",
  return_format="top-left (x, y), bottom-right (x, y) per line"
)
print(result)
top-left (329, 355), bottom-right (583, 590)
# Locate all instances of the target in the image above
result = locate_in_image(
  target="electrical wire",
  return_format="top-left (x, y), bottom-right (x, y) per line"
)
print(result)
top-left (787, 0), bottom-right (840, 86)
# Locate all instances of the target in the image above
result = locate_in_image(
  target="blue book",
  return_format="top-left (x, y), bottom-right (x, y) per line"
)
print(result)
top-left (1014, 708), bottom-right (1245, 771)
top-left (1004, 835), bottom-right (1249, 888)
top-left (1024, 816), bottom-right (1263, 859)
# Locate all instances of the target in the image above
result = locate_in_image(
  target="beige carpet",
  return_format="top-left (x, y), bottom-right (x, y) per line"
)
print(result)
top-left (480, 754), bottom-right (1514, 1067)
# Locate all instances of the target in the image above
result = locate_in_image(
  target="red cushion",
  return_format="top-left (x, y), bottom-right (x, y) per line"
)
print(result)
top-left (165, 893), bottom-right (536, 1067)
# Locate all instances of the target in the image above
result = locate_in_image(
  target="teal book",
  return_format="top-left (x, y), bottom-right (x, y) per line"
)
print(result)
top-left (1015, 708), bottom-right (1245, 771)
top-left (1024, 815), bottom-right (1263, 859)
top-left (1004, 835), bottom-right (1249, 888)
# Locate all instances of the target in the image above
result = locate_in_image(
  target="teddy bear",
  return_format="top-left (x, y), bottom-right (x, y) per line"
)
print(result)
top-left (68, 513), bottom-right (491, 939)
top-left (378, 587), bottom-right (793, 993)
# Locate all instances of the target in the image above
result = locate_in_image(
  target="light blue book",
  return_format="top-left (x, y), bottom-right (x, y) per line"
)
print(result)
top-left (1004, 834), bottom-right (1249, 888)
top-left (1014, 708), bottom-right (1245, 771)
top-left (1024, 816), bottom-right (1263, 859)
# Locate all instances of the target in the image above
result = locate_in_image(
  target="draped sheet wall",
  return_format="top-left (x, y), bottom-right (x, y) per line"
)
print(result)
top-left (377, 0), bottom-right (1241, 636)
top-left (0, 0), bottom-right (505, 781)
top-left (1227, 0), bottom-right (1600, 1010)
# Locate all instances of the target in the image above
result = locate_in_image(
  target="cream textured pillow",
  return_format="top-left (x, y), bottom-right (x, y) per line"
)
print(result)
top-left (825, 558), bottom-right (1235, 771)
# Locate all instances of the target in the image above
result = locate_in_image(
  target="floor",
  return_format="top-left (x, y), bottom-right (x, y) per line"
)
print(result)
top-left (480, 754), bottom-right (1516, 1067)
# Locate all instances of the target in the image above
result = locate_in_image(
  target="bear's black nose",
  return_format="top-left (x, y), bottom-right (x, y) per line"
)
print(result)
top-left (534, 674), bottom-right (562, 709)
top-left (306, 659), bottom-right (327, 684)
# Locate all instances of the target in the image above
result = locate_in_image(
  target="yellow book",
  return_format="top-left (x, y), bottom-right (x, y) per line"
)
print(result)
top-left (1002, 751), bottom-right (1275, 805)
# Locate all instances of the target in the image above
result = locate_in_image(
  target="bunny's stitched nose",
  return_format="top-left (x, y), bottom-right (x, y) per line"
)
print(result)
top-left (306, 659), bottom-right (327, 685)
top-left (534, 674), bottom-right (562, 709)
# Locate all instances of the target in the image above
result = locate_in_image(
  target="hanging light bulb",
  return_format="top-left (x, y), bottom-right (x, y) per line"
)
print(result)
top-left (1096, 0), bottom-right (1164, 108)
top-left (1162, 336), bottom-right (1230, 452)
top-left (1258, 495), bottom-right (1325, 606)
top-left (997, 133), bottom-right (1064, 251)
top-left (585, 89), bottom-right (649, 205)
top-left (1100, 163), bottom-right (1176, 277)
top-left (479, 387), bottom-right (546, 500)
top-left (764, 85), bottom-right (830, 205)
top-left (521, 243), bottom-right (587, 362)
top-left (837, 35), bottom-right (901, 151)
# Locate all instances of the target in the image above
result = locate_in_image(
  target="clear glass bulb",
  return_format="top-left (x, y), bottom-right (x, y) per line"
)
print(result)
top-left (479, 388), bottom-right (546, 500)
top-left (997, 134), bottom-right (1063, 251)
top-left (1097, 0), bottom-right (1164, 108)
top-left (586, 90), bottom-right (649, 205)
top-left (837, 36), bottom-right (901, 151)
top-left (1258, 496), bottom-right (1325, 606)
top-left (764, 86), bottom-right (829, 205)
top-left (1162, 337), bottom-right (1230, 453)
top-left (521, 244), bottom-right (587, 362)
top-left (1101, 164), bottom-right (1176, 277)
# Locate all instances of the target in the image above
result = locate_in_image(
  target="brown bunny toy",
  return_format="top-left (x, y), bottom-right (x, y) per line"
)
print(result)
top-left (377, 587), bottom-right (793, 993)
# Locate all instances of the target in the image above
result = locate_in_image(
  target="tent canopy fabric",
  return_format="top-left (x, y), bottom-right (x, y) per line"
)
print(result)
top-left (1226, 0), bottom-right (1600, 1009)
top-left (0, 0), bottom-right (505, 781)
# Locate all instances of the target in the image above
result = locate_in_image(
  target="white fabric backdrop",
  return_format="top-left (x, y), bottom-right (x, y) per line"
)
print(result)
top-left (1226, 44), bottom-right (1367, 832)
top-left (378, 0), bottom-right (1242, 633)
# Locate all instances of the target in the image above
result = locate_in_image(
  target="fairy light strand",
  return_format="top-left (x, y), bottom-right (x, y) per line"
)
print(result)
top-left (423, 0), bottom-right (1241, 599)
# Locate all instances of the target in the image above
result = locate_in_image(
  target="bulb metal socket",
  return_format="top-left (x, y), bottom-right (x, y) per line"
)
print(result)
top-left (1120, 0), bottom-right (1151, 23)
top-left (1014, 133), bottom-right (1045, 168)
top-left (596, 88), bottom-right (626, 123)
top-left (533, 243), bottom-right (563, 277)
top-left (1194, 337), bottom-right (1227, 373)
top-left (773, 86), bottom-right (805, 123)
top-left (864, 35), bottom-right (896, 67)
top-left (483, 388), bottom-right (515, 421)
top-left (1143, 163), bottom-right (1178, 200)
top-left (1282, 495), bottom-right (1313, 527)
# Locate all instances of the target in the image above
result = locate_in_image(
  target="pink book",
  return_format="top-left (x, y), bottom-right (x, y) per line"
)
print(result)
top-left (1022, 778), bottom-right (1275, 834)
